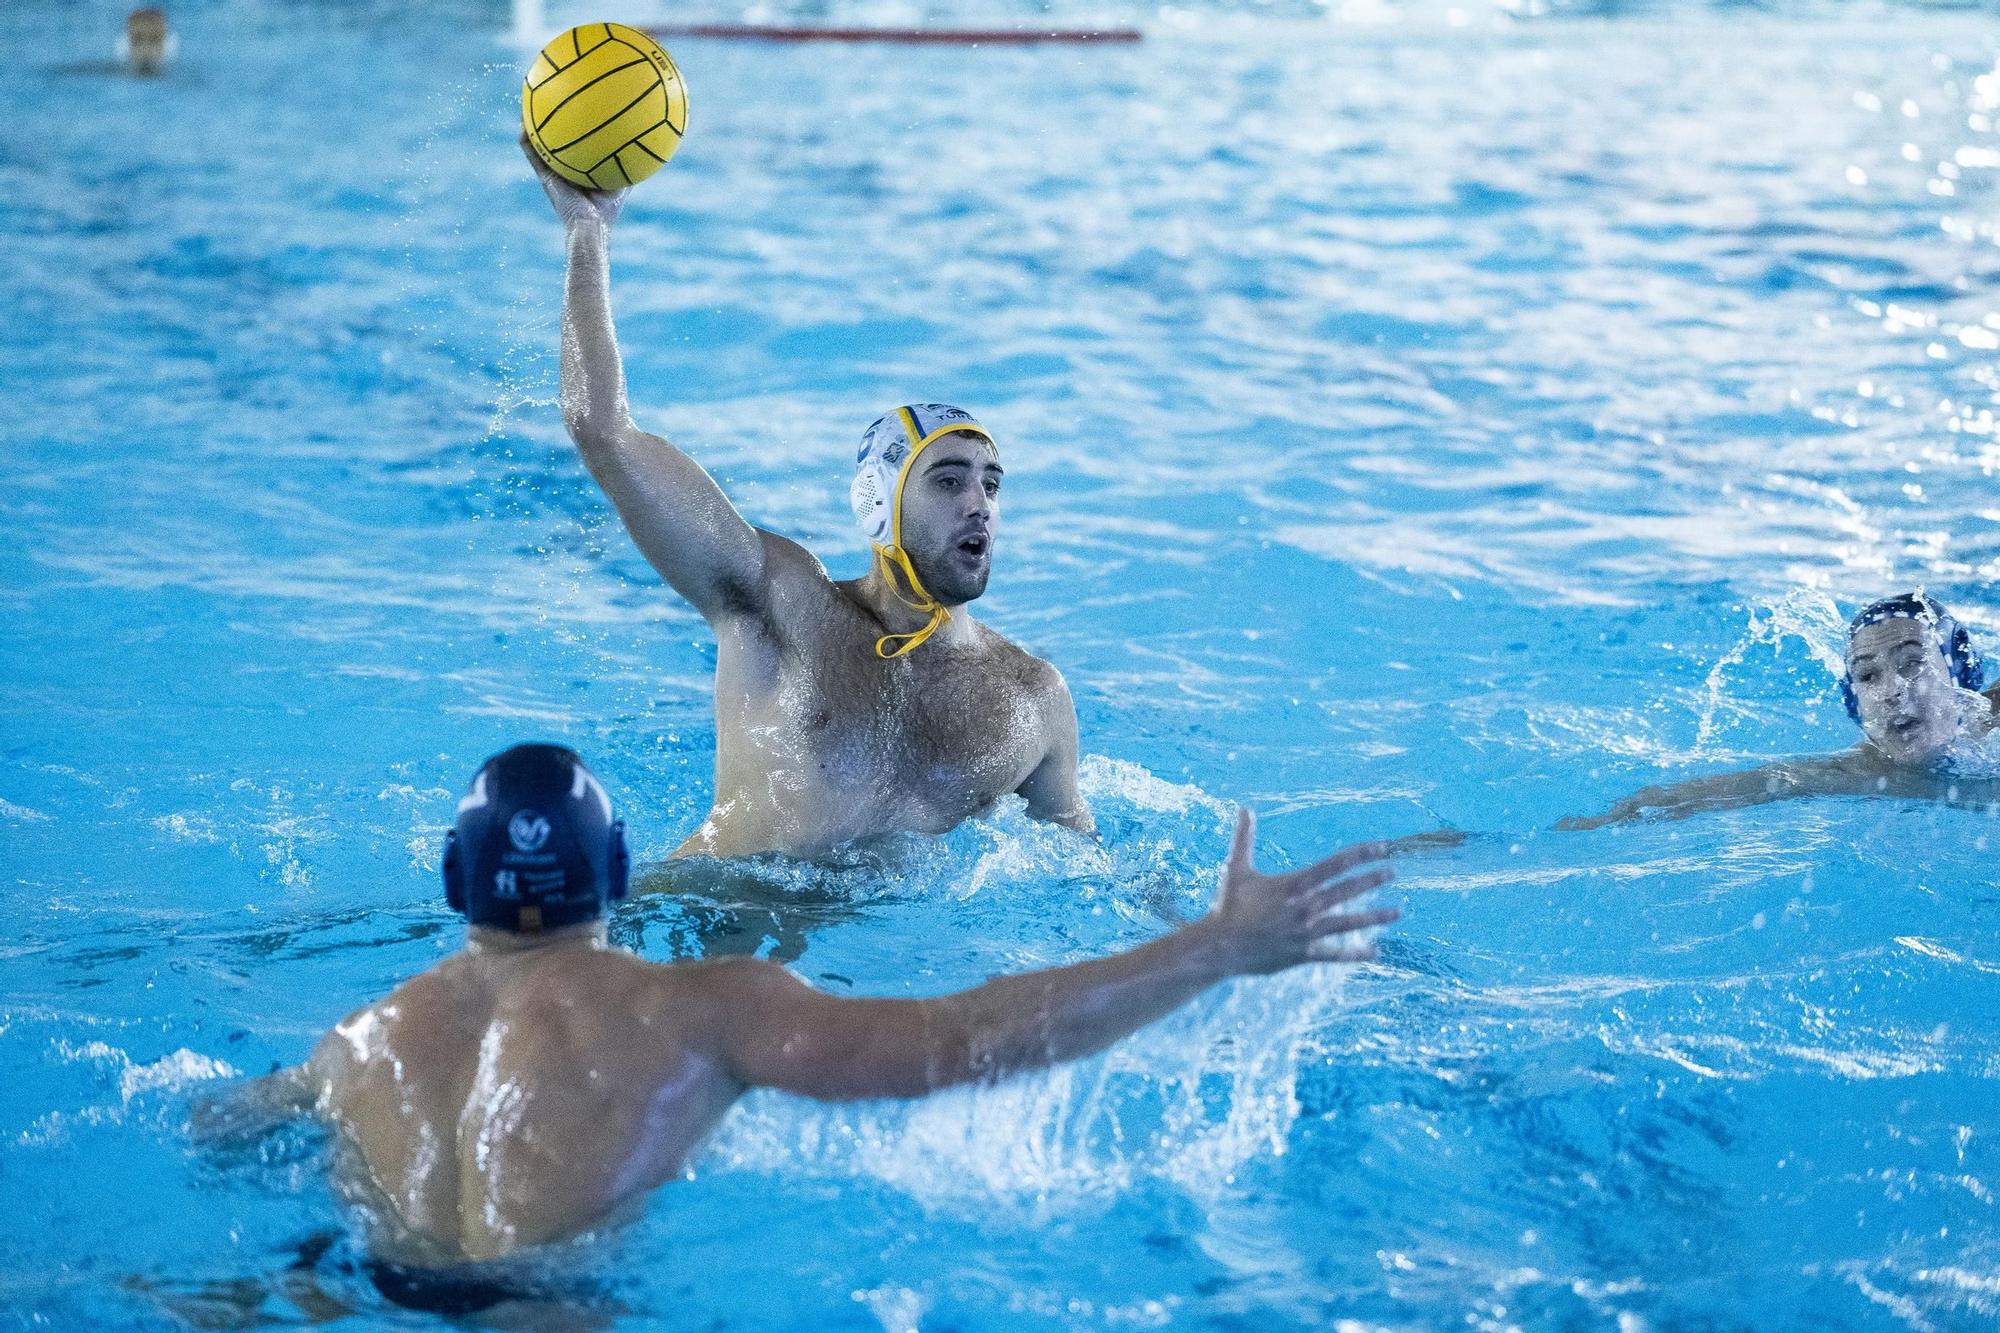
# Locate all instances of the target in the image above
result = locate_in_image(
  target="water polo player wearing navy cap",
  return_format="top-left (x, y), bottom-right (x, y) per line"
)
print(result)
top-left (443, 743), bottom-right (630, 933)
top-left (1559, 590), bottom-right (2000, 830)
top-left (195, 746), bottom-right (1398, 1287)
top-left (519, 138), bottom-right (1092, 861)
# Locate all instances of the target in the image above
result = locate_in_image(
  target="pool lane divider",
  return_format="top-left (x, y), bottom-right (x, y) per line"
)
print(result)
top-left (644, 23), bottom-right (1143, 44)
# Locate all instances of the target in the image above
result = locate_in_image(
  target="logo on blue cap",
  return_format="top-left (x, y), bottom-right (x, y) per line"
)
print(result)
top-left (508, 811), bottom-right (551, 853)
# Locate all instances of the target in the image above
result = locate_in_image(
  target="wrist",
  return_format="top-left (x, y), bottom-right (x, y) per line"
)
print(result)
top-left (1175, 913), bottom-right (1241, 984)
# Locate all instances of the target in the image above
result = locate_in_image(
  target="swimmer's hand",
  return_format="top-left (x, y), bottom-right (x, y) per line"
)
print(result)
top-left (1205, 808), bottom-right (1398, 975)
top-left (187, 1066), bottom-right (316, 1145)
top-left (521, 132), bottom-right (626, 229)
top-left (1382, 827), bottom-right (1468, 853)
top-left (1554, 795), bottom-right (1651, 832)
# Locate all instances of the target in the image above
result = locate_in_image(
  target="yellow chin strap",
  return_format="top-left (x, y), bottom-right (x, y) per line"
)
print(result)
top-left (870, 408), bottom-right (985, 659)
top-left (871, 544), bottom-right (949, 659)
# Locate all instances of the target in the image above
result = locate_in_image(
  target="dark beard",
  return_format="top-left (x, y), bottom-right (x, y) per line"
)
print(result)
top-left (910, 549), bottom-right (989, 607)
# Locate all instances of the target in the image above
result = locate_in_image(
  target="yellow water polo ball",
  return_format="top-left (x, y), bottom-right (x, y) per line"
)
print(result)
top-left (522, 22), bottom-right (687, 190)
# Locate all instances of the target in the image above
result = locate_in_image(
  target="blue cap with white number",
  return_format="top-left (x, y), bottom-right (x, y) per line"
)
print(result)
top-left (441, 744), bottom-right (629, 932)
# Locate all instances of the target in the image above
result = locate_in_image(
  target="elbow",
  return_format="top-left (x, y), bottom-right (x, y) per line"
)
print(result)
top-left (1031, 804), bottom-right (1095, 839)
top-left (869, 1011), bottom-right (985, 1101)
top-left (561, 402), bottom-right (618, 448)
top-left (557, 381), bottom-right (633, 452)
top-left (562, 411), bottom-right (638, 466)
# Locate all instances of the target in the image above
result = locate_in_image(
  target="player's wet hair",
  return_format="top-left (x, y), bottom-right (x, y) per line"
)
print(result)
top-left (442, 744), bottom-right (628, 932)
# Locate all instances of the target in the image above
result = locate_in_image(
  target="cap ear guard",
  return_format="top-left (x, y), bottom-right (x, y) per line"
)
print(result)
top-left (608, 819), bottom-right (630, 902)
top-left (442, 829), bottom-right (465, 912)
top-left (1945, 618), bottom-right (1986, 692)
top-left (1839, 675), bottom-right (1861, 725)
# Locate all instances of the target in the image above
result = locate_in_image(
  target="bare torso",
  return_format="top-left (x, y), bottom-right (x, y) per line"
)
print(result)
top-left (306, 937), bottom-right (739, 1263)
top-left (677, 534), bottom-right (1068, 859)
top-left (224, 814), bottom-right (1396, 1272)
top-left (531, 174), bottom-right (1090, 859)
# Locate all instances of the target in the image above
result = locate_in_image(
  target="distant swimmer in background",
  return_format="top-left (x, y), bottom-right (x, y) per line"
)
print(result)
top-left (51, 7), bottom-right (176, 78)
top-left (1558, 592), bottom-right (2000, 830)
top-left (196, 745), bottom-right (1395, 1303)
top-left (521, 139), bottom-right (1092, 860)
top-left (121, 7), bottom-right (171, 75)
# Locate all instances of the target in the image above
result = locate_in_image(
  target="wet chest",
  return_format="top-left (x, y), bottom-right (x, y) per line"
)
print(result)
top-left (778, 640), bottom-right (1046, 804)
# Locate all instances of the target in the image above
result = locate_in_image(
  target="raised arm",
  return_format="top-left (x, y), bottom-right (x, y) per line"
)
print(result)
top-left (703, 810), bottom-right (1396, 1100)
top-left (523, 138), bottom-right (769, 624)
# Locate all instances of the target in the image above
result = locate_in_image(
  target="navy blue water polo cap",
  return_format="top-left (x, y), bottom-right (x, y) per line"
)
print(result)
top-left (442, 744), bottom-right (629, 932)
top-left (1840, 591), bottom-right (1985, 723)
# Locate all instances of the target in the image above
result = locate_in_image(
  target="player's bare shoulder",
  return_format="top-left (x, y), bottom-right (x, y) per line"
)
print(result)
top-left (751, 529), bottom-right (844, 622)
top-left (308, 959), bottom-right (470, 1089)
top-left (756, 528), bottom-right (831, 582)
top-left (984, 622), bottom-right (1066, 686)
top-left (969, 624), bottom-right (1074, 722)
top-left (634, 956), bottom-right (800, 1065)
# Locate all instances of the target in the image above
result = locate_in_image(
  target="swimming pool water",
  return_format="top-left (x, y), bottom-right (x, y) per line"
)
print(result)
top-left (3, 0), bottom-right (1998, 1326)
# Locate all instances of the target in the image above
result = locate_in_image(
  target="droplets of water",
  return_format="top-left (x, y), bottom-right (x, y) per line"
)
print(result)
top-left (1692, 588), bottom-right (1847, 758)
top-left (684, 757), bottom-right (1371, 1220)
top-left (21, 1040), bottom-right (238, 1148)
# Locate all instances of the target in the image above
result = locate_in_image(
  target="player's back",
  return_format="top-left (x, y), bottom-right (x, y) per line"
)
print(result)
top-left (309, 936), bottom-right (733, 1262)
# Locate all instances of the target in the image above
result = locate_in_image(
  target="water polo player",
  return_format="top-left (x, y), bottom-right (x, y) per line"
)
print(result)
top-left (199, 745), bottom-right (1396, 1287)
top-left (1558, 591), bottom-right (2000, 830)
top-left (520, 138), bottom-right (1091, 859)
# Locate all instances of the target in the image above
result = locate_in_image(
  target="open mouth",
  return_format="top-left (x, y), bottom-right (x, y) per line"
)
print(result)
top-left (1889, 716), bottom-right (1923, 738)
top-left (956, 534), bottom-right (988, 558)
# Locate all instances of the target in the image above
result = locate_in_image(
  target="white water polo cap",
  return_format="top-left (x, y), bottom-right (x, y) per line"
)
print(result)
top-left (850, 404), bottom-right (995, 545)
top-left (849, 404), bottom-right (997, 657)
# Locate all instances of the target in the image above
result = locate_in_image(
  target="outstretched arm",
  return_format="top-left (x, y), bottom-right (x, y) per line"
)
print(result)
top-left (1554, 758), bottom-right (1844, 831)
top-left (524, 138), bottom-right (769, 623)
top-left (187, 1063), bottom-right (317, 1143)
top-left (704, 810), bottom-right (1396, 1100)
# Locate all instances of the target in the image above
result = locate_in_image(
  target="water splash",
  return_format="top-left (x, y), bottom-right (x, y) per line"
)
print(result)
top-left (702, 967), bottom-right (1354, 1221)
top-left (666, 755), bottom-right (1375, 1217)
top-left (24, 1042), bottom-right (239, 1147)
top-left (1691, 588), bottom-right (1848, 757)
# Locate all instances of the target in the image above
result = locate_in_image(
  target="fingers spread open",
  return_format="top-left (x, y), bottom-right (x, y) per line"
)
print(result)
top-left (1292, 840), bottom-right (1393, 889)
top-left (1311, 905), bottom-right (1401, 936)
top-left (1312, 865), bottom-right (1396, 907)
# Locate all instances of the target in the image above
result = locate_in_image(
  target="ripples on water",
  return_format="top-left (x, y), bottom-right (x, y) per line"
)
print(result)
top-left (3, 0), bottom-right (1998, 1326)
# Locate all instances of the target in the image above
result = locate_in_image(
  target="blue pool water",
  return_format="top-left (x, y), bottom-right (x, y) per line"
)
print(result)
top-left (4, 0), bottom-right (1999, 1325)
